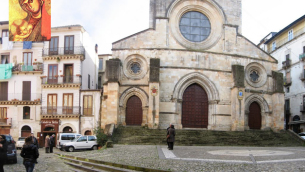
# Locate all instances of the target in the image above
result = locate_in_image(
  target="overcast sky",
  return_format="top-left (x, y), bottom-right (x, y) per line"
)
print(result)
top-left (0, 0), bottom-right (304, 54)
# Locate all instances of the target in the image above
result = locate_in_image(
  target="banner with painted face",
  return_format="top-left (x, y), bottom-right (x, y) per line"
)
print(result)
top-left (9, 0), bottom-right (51, 41)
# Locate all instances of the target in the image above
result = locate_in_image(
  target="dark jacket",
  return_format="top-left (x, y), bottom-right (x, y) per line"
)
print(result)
top-left (20, 144), bottom-right (39, 163)
top-left (167, 126), bottom-right (176, 142)
top-left (32, 137), bottom-right (38, 147)
top-left (49, 136), bottom-right (54, 147)
top-left (0, 135), bottom-right (8, 163)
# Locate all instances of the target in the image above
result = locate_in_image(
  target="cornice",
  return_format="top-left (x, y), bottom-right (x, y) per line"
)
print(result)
top-left (41, 115), bottom-right (80, 119)
top-left (43, 54), bottom-right (84, 61)
top-left (42, 84), bottom-right (81, 89)
top-left (0, 101), bottom-right (41, 105)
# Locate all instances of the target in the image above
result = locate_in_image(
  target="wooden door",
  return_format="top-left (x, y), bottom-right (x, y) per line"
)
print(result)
top-left (64, 64), bottom-right (73, 83)
top-left (22, 81), bottom-right (31, 101)
top-left (48, 64), bottom-right (58, 84)
top-left (49, 37), bottom-right (59, 55)
top-left (63, 94), bottom-right (73, 114)
top-left (21, 126), bottom-right (31, 137)
top-left (64, 36), bottom-right (74, 54)
top-left (47, 94), bottom-right (57, 114)
top-left (182, 84), bottom-right (208, 128)
top-left (0, 82), bottom-right (8, 101)
top-left (126, 96), bottom-right (142, 125)
top-left (248, 102), bottom-right (262, 129)
top-left (37, 132), bottom-right (44, 148)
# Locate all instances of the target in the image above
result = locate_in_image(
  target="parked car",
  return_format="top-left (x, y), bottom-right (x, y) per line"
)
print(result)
top-left (298, 132), bottom-right (305, 139)
top-left (16, 137), bottom-right (26, 149)
top-left (62, 135), bottom-right (98, 152)
top-left (57, 133), bottom-right (82, 150)
top-left (5, 135), bottom-right (17, 163)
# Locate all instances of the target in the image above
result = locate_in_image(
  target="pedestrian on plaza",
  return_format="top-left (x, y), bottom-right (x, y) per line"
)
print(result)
top-left (45, 135), bottom-right (50, 153)
top-left (49, 134), bottom-right (55, 153)
top-left (20, 136), bottom-right (39, 172)
top-left (0, 135), bottom-right (8, 172)
top-left (167, 124), bottom-right (176, 150)
top-left (31, 133), bottom-right (39, 149)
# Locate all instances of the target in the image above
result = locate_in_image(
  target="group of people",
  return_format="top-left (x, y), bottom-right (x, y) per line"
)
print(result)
top-left (0, 133), bottom-right (55, 172)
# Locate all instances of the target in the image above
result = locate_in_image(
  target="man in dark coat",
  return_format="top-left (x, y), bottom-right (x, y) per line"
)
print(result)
top-left (20, 136), bottom-right (39, 172)
top-left (31, 133), bottom-right (38, 148)
top-left (167, 124), bottom-right (176, 150)
top-left (49, 134), bottom-right (55, 153)
top-left (166, 124), bottom-right (170, 148)
top-left (0, 135), bottom-right (8, 172)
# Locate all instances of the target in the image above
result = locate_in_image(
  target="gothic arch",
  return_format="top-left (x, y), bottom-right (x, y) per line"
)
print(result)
top-left (59, 123), bottom-right (77, 133)
top-left (173, 72), bottom-right (219, 102)
top-left (119, 87), bottom-right (149, 107)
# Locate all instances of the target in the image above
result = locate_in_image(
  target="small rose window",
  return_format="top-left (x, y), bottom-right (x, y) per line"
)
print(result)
top-left (250, 70), bottom-right (259, 82)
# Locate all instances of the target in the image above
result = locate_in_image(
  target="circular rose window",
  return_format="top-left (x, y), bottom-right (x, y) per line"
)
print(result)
top-left (179, 11), bottom-right (211, 42)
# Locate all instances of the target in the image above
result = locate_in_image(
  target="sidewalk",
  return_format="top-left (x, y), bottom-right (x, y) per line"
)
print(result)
top-left (58, 145), bottom-right (305, 172)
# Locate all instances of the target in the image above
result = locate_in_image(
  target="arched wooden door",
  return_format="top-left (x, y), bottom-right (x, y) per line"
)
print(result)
top-left (248, 102), bottom-right (262, 129)
top-left (21, 125), bottom-right (31, 137)
top-left (126, 96), bottom-right (142, 125)
top-left (182, 84), bottom-right (208, 128)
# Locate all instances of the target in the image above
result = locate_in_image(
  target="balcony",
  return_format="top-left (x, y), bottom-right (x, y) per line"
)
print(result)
top-left (300, 105), bottom-right (305, 112)
top-left (284, 77), bottom-right (292, 86)
top-left (0, 93), bottom-right (41, 105)
top-left (299, 53), bottom-right (305, 61)
top-left (0, 118), bottom-right (12, 126)
top-left (300, 72), bottom-right (305, 81)
top-left (282, 60), bottom-right (291, 69)
top-left (285, 109), bottom-right (291, 115)
top-left (41, 106), bottom-right (80, 118)
top-left (0, 63), bottom-right (13, 79)
top-left (12, 63), bottom-right (43, 73)
top-left (42, 46), bottom-right (85, 57)
top-left (41, 75), bottom-right (81, 85)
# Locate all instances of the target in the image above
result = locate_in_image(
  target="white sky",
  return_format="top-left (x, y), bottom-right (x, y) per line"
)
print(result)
top-left (0, 0), bottom-right (304, 54)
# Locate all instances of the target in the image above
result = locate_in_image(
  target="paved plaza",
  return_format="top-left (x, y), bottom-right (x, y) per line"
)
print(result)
top-left (4, 145), bottom-right (305, 172)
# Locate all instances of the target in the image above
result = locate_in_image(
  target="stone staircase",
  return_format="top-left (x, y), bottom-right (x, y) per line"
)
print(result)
top-left (112, 126), bottom-right (304, 147)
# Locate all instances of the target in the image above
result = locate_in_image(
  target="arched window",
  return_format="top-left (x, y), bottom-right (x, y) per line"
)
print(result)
top-left (23, 106), bottom-right (30, 119)
top-left (63, 126), bottom-right (73, 133)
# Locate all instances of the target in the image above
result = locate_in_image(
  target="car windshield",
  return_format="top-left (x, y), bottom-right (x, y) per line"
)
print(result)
top-left (18, 138), bottom-right (25, 141)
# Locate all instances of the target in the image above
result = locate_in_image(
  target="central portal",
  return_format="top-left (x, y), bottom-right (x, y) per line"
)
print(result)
top-left (126, 96), bottom-right (142, 125)
top-left (182, 84), bottom-right (208, 128)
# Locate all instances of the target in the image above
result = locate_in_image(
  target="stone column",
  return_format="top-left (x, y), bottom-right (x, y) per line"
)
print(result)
top-left (271, 71), bottom-right (285, 131)
top-left (149, 58), bottom-right (160, 129)
top-left (231, 65), bottom-right (245, 131)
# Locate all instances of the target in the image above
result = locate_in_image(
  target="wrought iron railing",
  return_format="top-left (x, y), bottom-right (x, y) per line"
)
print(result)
top-left (282, 60), bottom-right (291, 69)
top-left (41, 75), bottom-right (81, 84)
top-left (300, 105), bottom-right (305, 112)
top-left (41, 106), bottom-right (80, 115)
top-left (300, 53), bottom-right (305, 61)
top-left (12, 63), bottom-right (43, 72)
top-left (0, 118), bottom-right (12, 126)
top-left (284, 77), bottom-right (292, 86)
top-left (300, 72), bottom-right (305, 80)
top-left (42, 46), bottom-right (85, 56)
top-left (0, 93), bottom-right (41, 101)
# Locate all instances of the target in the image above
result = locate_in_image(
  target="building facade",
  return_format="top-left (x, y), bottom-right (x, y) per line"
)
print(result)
top-left (263, 15), bottom-right (305, 133)
top-left (101, 0), bottom-right (285, 131)
top-left (0, 23), bottom-right (100, 145)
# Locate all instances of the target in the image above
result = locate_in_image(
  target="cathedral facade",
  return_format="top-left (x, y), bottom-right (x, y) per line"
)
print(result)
top-left (101, 0), bottom-right (285, 131)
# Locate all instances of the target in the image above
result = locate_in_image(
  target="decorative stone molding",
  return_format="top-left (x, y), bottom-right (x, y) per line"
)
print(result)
top-left (167, 0), bottom-right (225, 50)
top-left (41, 115), bottom-right (80, 119)
top-left (123, 54), bottom-right (148, 80)
top-left (42, 55), bottom-right (84, 61)
top-left (59, 123), bottom-right (77, 133)
top-left (172, 72), bottom-right (220, 102)
top-left (0, 101), bottom-right (41, 105)
top-left (245, 62), bottom-right (267, 88)
top-left (119, 87), bottom-right (149, 107)
top-left (244, 94), bottom-right (270, 113)
top-left (42, 84), bottom-right (81, 89)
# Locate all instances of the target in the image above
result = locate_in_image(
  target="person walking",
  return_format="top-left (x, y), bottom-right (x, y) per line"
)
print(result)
top-left (49, 134), bottom-right (55, 153)
top-left (20, 136), bottom-right (39, 172)
top-left (166, 124), bottom-right (170, 148)
top-left (0, 135), bottom-right (8, 172)
top-left (167, 124), bottom-right (176, 150)
top-left (45, 135), bottom-right (50, 153)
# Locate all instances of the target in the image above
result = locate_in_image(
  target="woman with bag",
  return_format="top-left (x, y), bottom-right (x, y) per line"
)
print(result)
top-left (20, 136), bottom-right (39, 172)
top-left (45, 135), bottom-right (50, 153)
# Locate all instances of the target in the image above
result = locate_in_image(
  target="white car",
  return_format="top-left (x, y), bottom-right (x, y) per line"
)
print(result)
top-left (16, 137), bottom-right (26, 149)
top-left (299, 132), bottom-right (305, 139)
top-left (62, 135), bottom-right (98, 152)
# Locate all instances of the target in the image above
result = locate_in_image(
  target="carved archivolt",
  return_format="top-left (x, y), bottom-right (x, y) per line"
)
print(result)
top-left (244, 94), bottom-right (270, 113)
top-left (119, 87), bottom-right (149, 107)
top-left (172, 72), bottom-right (219, 101)
top-left (245, 62), bottom-right (267, 88)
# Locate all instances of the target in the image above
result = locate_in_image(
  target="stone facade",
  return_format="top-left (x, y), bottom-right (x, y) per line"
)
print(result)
top-left (101, 0), bottom-right (284, 131)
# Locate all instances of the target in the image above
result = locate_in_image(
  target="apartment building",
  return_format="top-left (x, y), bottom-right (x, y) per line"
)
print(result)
top-left (262, 14), bottom-right (305, 133)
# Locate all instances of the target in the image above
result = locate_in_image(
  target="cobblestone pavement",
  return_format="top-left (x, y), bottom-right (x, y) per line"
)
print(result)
top-left (58, 145), bottom-right (305, 172)
top-left (4, 148), bottom-right (82, 172)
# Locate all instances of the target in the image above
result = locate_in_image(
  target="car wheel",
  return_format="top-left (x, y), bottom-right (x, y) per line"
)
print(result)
top-left (92, 145), bottom-right (97, 150)
top-left (68, 146), bottom-right (74, 152)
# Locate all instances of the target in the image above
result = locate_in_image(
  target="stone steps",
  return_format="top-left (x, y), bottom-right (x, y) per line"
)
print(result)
top-left (112, 126), bottom-right (304, 146)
